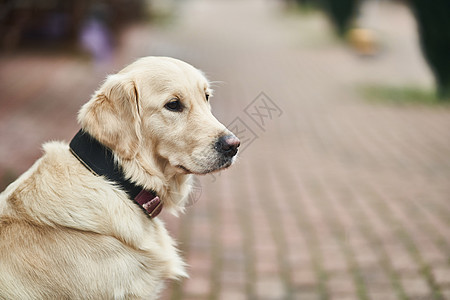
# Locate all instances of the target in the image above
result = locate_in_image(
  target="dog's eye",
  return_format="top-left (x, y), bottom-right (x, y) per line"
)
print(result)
top-left (165, 99), bottom-right (183, 112)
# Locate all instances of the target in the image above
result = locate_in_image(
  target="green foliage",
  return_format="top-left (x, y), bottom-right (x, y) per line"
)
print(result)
top-left (360, 84), bottom-right (449, 106)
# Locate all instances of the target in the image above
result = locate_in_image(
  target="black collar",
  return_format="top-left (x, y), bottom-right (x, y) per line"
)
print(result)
top-left (69, 129), bottom-right (163, 218)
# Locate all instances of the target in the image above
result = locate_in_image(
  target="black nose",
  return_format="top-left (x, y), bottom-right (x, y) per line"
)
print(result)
top-left (215, 135), bottom-right (240, 157)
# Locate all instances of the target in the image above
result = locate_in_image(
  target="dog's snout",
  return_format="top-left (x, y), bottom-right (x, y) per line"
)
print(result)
top-left (216, 135), bottom-right (240, 157)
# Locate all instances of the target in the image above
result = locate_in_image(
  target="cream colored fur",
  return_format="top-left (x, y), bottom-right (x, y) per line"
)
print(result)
top-left (0, 57), bottom-right (236, 299)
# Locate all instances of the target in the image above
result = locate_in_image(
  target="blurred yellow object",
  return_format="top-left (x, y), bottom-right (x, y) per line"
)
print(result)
top-left (348, 28), bottom-right (378, 56)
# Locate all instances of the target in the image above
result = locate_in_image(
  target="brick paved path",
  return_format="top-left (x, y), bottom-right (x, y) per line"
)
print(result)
top-left (1, 0), bottom-right (450, 299)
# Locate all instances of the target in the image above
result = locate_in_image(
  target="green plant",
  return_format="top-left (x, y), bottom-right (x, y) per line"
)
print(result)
top-left (360, 84), bottom-right (449, 106)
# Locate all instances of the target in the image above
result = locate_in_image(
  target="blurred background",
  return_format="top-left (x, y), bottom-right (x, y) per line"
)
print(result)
top-left (1, 0), bottom-right (450, 299)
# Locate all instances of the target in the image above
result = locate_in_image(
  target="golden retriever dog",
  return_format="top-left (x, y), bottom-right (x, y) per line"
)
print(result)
top-left (0, 56), bottom-right (240, 299)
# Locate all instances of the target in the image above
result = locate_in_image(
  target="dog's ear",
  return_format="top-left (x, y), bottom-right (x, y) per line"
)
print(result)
top-left (78, 74), bottom-right (142, 160)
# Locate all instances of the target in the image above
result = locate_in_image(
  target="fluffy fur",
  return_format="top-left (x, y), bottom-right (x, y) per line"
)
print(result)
top-left (0, 57), bottom-right (238, 299)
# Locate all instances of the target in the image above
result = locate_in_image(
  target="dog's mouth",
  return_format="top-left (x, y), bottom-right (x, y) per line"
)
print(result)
top-left (176, 159), bottom-right (234, 175)
top-left (177, 165), bottom-right (192, 173)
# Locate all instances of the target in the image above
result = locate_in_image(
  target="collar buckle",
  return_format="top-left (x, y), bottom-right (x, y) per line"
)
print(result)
top-left (135, 190), bottom-right (163, 218)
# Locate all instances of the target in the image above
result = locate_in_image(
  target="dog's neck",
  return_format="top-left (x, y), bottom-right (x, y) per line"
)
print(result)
top-left (118, 154), bottom-right (193, 216)
top-left (69, 130), bottom-right (163, 218)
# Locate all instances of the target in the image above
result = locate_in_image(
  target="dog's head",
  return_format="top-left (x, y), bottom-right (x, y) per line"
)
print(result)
top-left (79, 57), bottom-right (239, 179)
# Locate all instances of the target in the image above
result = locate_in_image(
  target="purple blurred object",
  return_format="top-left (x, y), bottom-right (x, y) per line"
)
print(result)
top-left (79, 17), bottom-right (113, 65)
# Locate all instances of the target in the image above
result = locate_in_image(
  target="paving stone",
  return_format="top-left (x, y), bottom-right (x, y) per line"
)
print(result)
top-left (220, 268), bottom-right (246, 287)
top-left (327, 273), bottom-right (357, 295)
top-left (401, 277), bottom-right (432, 298)
top-left (440, 288), bottom-right (450, 300)
top-left (218, 289), bottom-right (247, 300)
top-left (292, 268), bottom-right (317, 287)
top-left (293, 290), bottom-right (321, 300)
top-left (329, 295), bottom-right (359, 300)
top-left (367, 291), bottom-right (399, 300)
top-left (254, 275), bottom-right (286, 300)
top-left (183, 276), bottom-right (210, 297)
top-left (432, 266), bottom-right (450, 286)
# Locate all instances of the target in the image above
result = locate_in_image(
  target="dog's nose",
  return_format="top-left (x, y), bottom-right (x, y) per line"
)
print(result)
top-left (216, 135), bottom-right (240, 157)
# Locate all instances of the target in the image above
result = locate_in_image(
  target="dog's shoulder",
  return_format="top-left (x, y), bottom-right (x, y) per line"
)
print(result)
top-left (1, 141), bottom-right (100, 226)
top-left (0, 141), bottom-right (187, 298)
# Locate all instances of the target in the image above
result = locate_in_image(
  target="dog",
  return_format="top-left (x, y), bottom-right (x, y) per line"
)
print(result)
top-left (0, 56), bottom-right (240, 299)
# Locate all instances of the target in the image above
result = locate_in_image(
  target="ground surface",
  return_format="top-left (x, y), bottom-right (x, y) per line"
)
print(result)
top-left (1, 0), bottom-right (450, 299)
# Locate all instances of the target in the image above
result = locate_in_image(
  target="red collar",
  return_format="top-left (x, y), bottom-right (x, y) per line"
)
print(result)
top-left (69, 130), bottom-right (163, 218)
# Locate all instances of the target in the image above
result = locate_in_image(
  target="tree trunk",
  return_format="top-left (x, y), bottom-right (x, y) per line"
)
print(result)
top-left (320, 0), bottom-right (358, 36)
top-left (409, 0), bottom-right (450, 100)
